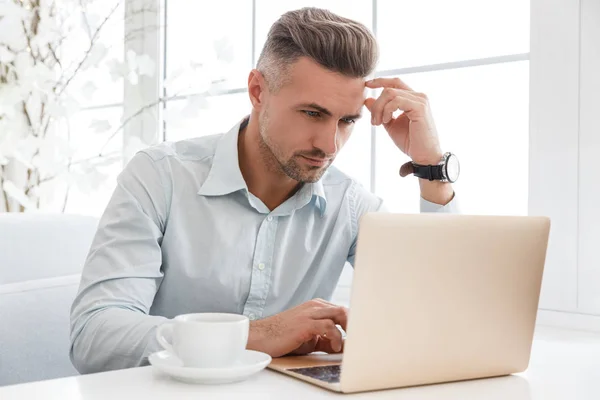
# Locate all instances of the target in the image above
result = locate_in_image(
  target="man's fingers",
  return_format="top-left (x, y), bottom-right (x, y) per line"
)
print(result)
top-left (311, 320), bottom-right (343, 353)
top-left (368, 87), bottom-right (397, 125)
top-left (310, 306), bottom-right (348, 332)
top-left (314, 337), bottom-right (346, 354)
top-left (366, 77), bottom-right (412, 91)
top-left (306, 299), bottom-right (348, 331)
top-left (369, 89), bottom-right (424, 125)
top-left (382, 96), bottom-right (415, 124)
top-left (290, 336), bottom-right (318, 355)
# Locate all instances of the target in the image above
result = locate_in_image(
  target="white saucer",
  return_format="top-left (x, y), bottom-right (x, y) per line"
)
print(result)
top-left (149, 349), bottom-right (272, 384)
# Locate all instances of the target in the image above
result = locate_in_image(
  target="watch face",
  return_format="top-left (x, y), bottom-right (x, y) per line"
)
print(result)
top-left (445, 154), bottom-right (460, 183)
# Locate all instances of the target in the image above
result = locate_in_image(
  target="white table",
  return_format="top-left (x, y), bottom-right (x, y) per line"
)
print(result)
top-left (2, 327), bottom-right (600, 400)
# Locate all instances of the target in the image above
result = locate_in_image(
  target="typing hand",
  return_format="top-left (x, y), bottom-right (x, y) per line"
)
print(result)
top-left (247, 298), bottom-right (347, 358)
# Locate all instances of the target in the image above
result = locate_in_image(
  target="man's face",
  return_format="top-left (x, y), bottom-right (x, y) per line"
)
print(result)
top-left (257, 57), bottom-right (367, 183)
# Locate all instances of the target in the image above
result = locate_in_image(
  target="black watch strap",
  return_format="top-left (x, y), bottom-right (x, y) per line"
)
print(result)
top-left (412, 163), bottom-right (445, 181)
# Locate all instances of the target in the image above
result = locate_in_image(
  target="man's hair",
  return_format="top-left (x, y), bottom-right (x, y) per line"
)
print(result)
top-left (256, 7), bottom-right (379, 91)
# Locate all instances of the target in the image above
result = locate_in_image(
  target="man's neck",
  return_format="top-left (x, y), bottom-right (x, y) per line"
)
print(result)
top-left (238, 115), bottom-right (302, 211)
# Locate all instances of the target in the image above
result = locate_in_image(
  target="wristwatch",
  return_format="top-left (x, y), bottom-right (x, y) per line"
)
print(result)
top-left (408, 152), bottom-right (460, 183)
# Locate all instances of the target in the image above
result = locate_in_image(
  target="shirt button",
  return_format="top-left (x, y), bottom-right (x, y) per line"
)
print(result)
top-left (267, 216), bottom-right (273, 222)
top-left (257, 263), bottom-right (266, 270)
top-left (248, 313), bottom-right (256, 321)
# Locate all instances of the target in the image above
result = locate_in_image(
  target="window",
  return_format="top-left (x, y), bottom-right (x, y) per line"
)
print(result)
top-left (164, 92), bottom-right (250, 141)
top-left (375, 61), bottom-right (529, 215)
top-left (164, 0), bottom-right (252, 96)
top-left (376, 0), bottom-right (529, 70)
top-left (6, 2), bottom-right (531, 218)
top-left (159, 0), bottom-right (530, 216)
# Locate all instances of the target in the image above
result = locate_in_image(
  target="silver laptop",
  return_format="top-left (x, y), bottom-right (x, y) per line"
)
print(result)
top-left (268, 213), bottom-right (551, 393)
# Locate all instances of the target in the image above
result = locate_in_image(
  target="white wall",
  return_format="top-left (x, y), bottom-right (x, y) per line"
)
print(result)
top-left (532, 0), bottom-right (600, 330)
top-left (577, 0), bottom-right (600, 315)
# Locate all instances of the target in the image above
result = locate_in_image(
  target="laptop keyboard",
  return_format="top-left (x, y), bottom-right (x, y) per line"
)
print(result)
top-left (287, 364), bottom-right (341, 384)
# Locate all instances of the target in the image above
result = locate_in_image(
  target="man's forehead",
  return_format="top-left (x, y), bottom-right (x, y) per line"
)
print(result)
top-left (284, 67), bottom-right (366, 112)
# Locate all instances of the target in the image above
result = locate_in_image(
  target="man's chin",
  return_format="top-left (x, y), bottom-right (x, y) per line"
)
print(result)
top-left (297, 166), bottom-right (329, 183)
top-left (281, 159), bottom-right (331, 183)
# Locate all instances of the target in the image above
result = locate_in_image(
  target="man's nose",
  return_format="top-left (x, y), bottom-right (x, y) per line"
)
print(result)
top-left (312, 121), bottom-right (338, 157)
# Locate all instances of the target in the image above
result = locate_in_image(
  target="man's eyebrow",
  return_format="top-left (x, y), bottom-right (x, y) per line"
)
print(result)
top-left (298, 103), bottom-right (362, 120)
top-left (298, 103), bottom-right (332, 116)
top-left (343, 112), bottom-right (363, 120)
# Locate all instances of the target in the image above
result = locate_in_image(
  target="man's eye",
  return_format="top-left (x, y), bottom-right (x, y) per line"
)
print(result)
top-left (340, 117), bottom-right (356, 125)
top-left (304, 110), bottom-right (321, 118)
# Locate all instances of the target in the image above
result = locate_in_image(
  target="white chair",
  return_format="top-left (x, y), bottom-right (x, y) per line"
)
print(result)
top-left (0, 213), bottom-right (98, 386)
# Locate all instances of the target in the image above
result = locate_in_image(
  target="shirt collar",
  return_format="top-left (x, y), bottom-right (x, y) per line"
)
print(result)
top-left (197, 118), bottom-right (248, 197)
top-left (198, 117), bottom-right (328, 216)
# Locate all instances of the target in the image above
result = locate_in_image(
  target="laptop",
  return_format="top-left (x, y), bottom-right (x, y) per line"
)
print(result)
top-left (268, 212), bottom-right (551, 393)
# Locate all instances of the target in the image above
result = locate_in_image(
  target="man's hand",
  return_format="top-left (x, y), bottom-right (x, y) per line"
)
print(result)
top-left (364, 77), bottom-right (454, 205)
top-left (246, 298), bottom-right (347, 358)
top-left (364, 77), bottom-right (442, 165)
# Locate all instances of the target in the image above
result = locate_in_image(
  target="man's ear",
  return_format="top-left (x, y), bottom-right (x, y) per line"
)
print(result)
top-left (248, 69), bottom-right (267, 111)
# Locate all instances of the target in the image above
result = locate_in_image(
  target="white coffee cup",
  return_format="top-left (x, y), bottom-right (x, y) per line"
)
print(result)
top-left (156, 313), bottom-right (249, 368)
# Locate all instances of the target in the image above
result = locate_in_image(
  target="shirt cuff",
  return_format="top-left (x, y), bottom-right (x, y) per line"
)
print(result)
top-left (420, 193), bottom-right (459, 213)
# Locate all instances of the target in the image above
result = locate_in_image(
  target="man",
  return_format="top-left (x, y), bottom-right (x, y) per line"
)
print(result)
top-left (70, 7), bottom-right (458, 374)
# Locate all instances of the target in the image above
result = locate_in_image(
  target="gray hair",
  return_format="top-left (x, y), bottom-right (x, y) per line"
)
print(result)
top-left (256, 7), bottom-right (379, 91)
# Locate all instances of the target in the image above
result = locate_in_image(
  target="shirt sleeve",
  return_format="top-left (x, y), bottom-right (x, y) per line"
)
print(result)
top-left (420, 193), bottom-right (460, 213)
top-left (69, 151), bottom-right (171, 374)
